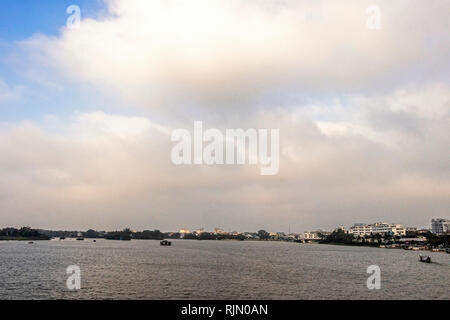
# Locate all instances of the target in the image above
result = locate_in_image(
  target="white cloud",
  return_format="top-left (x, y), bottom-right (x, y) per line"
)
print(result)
top-left (15, 0), bottom-right (450, 114)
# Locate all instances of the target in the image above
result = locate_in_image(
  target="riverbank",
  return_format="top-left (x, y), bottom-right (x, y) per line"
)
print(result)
top-left (316, 241), bottom-right (450, 254)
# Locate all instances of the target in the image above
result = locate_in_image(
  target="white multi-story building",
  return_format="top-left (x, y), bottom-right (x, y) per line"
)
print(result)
top-left (349, 222), bottom-right (406, 236)
top-left (303, 231), bottom-right (326, 240)
top-left (431, 218), bottom-right (450, 235)
top-left (349, 224), bottom-right (372, 236)
top-left (390, 224), bottom-right (406, 236)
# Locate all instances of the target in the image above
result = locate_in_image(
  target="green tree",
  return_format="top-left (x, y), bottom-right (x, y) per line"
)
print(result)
top-left (257, 230), bottom-right (270, 240)
top-left (85, 229), bottom-right (100, 238)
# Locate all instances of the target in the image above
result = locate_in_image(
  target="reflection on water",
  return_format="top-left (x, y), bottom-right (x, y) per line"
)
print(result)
top-left (0, 239), bottom-right (448, 300)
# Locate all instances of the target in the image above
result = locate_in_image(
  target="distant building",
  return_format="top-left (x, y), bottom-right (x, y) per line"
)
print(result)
top-left (390, 224), bottom-right (406, 236)
top-left (303, 231), bottom-right (322, 240)
top-left (431, 218), bottom-right (450, 235)
top-left (287, 234), bottom-right (300, 240)
top-left (269, 232), bottom-right (278, 237)
top-left (179, 228), bottom-right (190, 234)
top-left (334, 226), bottom-right (348, 233)
top-left (244, 232), bottom-right (257, 239)
top-left (194, 228), bottom-right (205, 235)
top-left (348, 224), bottom-right (372, 236)
top-left (269, 232), bottom-right (287, 240)
top-left (399, 237), bottom-right (426, 244)
top-left (214, 228), bottom-right (226, 235)
top-left (349, 222), bottom-right (406, 236)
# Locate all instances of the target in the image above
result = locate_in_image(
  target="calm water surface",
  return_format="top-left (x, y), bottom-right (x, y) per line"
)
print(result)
top-left (0, 239), bottom-right (448, 300)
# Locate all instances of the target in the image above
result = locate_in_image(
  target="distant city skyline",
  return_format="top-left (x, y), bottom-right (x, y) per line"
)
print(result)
top-left (4, 217), bottom-right (446, 236)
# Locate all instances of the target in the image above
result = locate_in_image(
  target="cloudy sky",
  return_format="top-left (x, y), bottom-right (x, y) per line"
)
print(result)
top-left (0, 0), bottom-right (449, 232)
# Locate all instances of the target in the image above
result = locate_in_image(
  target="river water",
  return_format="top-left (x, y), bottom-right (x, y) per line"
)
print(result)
top-left (0, 239), bottom-right (448, 300)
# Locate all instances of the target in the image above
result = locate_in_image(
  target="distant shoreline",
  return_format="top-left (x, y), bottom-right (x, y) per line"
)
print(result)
top-left (0, 237), bottom-right (50, 241)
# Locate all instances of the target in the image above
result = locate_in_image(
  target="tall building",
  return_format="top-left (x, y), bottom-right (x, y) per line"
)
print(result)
top-left (431, 218), bottom-right (450, 235)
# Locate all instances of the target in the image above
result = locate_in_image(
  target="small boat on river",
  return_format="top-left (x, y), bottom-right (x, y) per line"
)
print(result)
top-left (160, 240), bottom-right (172, 246)
top-left (76, 232), bottom-right (84, 241)
top-left (419, 255), bottom-right (431, 263)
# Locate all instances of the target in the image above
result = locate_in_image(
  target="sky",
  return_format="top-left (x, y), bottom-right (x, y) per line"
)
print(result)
top-left (0, 0), bottom-right (449, 232)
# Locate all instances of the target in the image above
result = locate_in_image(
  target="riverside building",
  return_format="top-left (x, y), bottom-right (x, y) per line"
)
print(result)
top-left (431, 218), bottom-right (450, 235)
top-left (349, 222), bottom-right (406, 236)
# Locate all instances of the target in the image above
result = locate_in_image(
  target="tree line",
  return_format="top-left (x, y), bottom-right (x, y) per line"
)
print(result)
top-left (1, 227), bottom-right (281, 242)
top-left (0, 227), bottom-right (51, 240)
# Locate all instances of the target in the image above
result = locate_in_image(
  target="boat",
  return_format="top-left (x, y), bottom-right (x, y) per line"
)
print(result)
top-left (160, 240), bottom-right (172, 246)
top-left (59, 236), bottom-right (66, 240)
top-left (28, 241), bottom-right (34, 244)
top-left (93, 240), bottom-right (97, 242)
top-left (419, 255), bottom-right (431, 263)
top-left (76, 233), bottom-right (84, 241)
